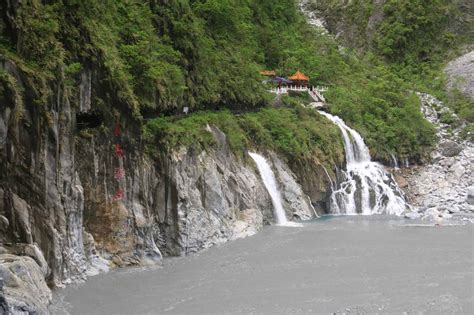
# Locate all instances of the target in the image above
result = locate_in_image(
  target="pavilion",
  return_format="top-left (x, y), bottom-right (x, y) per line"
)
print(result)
top-left (259, 70), bottom-right (276, 77)
top-left (289, 70), bottom-right (309, 87)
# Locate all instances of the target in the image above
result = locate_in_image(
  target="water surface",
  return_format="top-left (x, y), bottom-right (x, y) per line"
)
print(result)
top-left (52, 216), bottom-right (473, 314)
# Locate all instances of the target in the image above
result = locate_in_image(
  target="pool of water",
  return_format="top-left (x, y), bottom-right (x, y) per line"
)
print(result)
top-left (51, 216), bottom-right (473, 314)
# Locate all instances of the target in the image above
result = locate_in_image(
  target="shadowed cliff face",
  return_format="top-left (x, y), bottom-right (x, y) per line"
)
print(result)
top-left (0, 61), bottom-right (329, 313)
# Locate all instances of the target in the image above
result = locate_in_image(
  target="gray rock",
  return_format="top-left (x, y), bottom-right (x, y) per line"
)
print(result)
top-left (270, 153), bottom-right (316, 220)
top-left (440, 141), bottom-right (463, 157)
top-left (448, 205), bottom-right (461, 214)
top-left (467, 187), bottom-right (474, 205)
top-left (450, 162), bottom-right (465, 177)
top-left (0, 254), bottom-right (52, 314)
top-left (445, 50), bottom-right (474, 100)
top-left (440, 212), bottom-right (453, 219)
top-left (404, 212), bottom-right (421, 220)
top-left (401, 93), bottom-right (474, 216)
top-left (5, 244), bottom-right (49, 283)
top-left (0, 276), bottom-right (8, 314)
top-left (232, 208), bottom-right (264, 239)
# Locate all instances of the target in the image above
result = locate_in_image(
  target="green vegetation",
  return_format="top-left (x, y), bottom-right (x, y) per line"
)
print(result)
top-left (308, 0), bottom-right (473, 124)
top-left (145, 105), bottom-right (344, 167)
top-left (1, 0), bottom-right (448, 163)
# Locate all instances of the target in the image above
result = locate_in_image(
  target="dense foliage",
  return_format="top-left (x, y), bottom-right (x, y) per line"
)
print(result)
top-left (144, 105), bottom-right (345, 168)
top-left (0, 0), bottom-right (443, 162)
top-left (307, 0), bottom-right (473, 125)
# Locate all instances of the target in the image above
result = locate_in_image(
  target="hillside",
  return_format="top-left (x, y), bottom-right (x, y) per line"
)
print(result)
top-left (0, 0), bottom-right (438, 161)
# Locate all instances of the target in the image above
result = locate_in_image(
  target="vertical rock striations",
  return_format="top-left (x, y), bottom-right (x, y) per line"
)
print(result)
top-left (0, 62), bottom-right (325, 313)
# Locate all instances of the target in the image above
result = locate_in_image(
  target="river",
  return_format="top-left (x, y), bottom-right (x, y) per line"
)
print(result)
top-left (51, 216), bottom-right (473, 314)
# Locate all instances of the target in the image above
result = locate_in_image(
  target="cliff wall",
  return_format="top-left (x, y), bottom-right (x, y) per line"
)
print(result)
top-left (0, 61), bottom-right (331, 314)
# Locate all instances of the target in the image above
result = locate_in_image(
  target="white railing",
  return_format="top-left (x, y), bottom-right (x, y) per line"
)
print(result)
top-left (269, 85), bottom-right (327, 103)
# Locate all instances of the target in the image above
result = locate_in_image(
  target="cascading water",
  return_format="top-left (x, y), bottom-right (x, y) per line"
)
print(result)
top-left (318, 111), bottom-right (409, 215)
top-left (248, 152), bottom-right (288, 225)
top-left (390, 153), bottom-right (400, 169)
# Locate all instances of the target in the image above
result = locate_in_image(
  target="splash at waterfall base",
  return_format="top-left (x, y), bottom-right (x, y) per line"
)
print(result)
top-left (249, 152), bottom-right (306, 227)
top-left (318, 111), bottom-right (410, 216)
top-left (247, 109), bottom-right (412, 225)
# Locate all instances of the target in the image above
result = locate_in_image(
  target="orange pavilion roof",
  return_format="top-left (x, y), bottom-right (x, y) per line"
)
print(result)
top-left (289, 70), bottom-right (309, 81)
top-left (259, 70), bottom-right (276, 76)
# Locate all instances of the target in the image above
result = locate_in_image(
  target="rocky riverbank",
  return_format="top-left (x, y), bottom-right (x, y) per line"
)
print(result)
top-left (396, 93), bottom-right (473, 220)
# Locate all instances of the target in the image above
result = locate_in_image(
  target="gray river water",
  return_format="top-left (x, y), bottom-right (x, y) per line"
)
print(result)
top-left (51, 216), bottom-right (473, 314)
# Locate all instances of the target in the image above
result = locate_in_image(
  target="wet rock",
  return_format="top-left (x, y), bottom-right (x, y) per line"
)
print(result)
top-left (270, 153), bottom-right (315, 220)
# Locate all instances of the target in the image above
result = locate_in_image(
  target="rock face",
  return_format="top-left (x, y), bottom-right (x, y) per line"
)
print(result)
top-left (398, 93), bottom-right (474, 218)
top-left (445, 50), bottom-right (474, 100)
top-left (0, 252), bottom-right (52, 314)
top-left (0, 61), bottom-right (327, 313)
top-left (298, 0), bottom-right (329, 33)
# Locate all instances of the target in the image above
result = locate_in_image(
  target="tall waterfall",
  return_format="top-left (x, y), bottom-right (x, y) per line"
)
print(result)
top-left (249, 152), bottom-right (288, 225)
top-left (318, 111), bottom-right (409, 215)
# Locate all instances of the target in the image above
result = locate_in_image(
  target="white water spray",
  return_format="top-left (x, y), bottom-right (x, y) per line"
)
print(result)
top-left (390, 153), bottom-right (400, 169)
top-left (248, 152), bottom-right (288, 225)
top-left (318, 111), bottom-right (409, 215)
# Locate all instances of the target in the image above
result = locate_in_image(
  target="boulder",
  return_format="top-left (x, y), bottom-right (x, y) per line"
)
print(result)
top-left (439, 141), bottom-right (463, 157)
top-left (404, 212), bottom-right (421, 220)
top-left (11, 243), bottom-right (49, 277)
top-left (448, 205), bottom-right (461, 214)
top-left (232, 208), bottom-right (264, 240)
top-left (0, 254), bottom-right (52, 314)
top-left (421, 207), bottom-right (440, 221)
top-left (440, 212), bottom-right (453, 219)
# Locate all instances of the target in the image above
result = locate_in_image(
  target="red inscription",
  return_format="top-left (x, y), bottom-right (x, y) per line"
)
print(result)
top-left (113, 188), bottom-right (124, 201)
top-left (114, 144), bottom-right (125, 157)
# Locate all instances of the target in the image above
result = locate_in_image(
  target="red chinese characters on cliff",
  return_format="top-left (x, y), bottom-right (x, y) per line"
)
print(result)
top-left (114, 144), bottom-right (125, 158)
top-left (113, 119), bottom-right (125, 201)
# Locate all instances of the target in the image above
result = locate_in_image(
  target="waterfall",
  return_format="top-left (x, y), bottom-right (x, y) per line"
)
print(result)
top-left (248, 152), bottom-right (288, 225)
top-left (390, 153), bottom-right (399, 169)
top-left (318, 111), bottom-right (409, 215)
